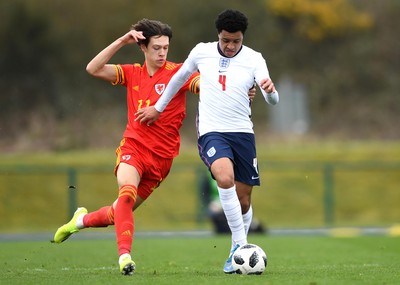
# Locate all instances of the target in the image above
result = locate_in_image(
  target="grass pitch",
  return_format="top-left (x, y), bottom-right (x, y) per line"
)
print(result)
top-left (1, 234), bottom-right (399, 285)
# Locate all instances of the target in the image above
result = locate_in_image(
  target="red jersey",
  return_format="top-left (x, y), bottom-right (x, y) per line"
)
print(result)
top-left (113, 61), bottom-right (199, 159)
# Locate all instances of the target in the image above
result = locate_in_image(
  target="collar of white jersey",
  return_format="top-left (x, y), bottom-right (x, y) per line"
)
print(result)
top-left (217, 42), bottom-right (243, 58)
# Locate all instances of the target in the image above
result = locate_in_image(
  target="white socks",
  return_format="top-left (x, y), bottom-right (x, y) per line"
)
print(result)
top-left (218, 185), bottom-right (247, 247)
top-left (119, 253), bottom-right (131, 264)
top-left (242, 205), bottom-right (253, 235)
top-left (230, 205), bottom-right (253, 251)
top-left (75, 214), bottom-right (85, 229)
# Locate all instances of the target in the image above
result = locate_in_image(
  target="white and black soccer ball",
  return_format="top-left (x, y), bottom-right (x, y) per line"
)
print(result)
top-left (232, 244), bottom-right (267, 275)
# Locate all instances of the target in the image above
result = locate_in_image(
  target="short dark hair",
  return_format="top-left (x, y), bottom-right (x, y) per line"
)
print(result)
top-left (215, 9), bottom-right (248, 34)
top-left (131, 19), bottom-right (172, 47)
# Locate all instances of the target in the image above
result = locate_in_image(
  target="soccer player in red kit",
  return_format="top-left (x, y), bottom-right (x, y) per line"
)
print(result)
top-left (52, 19), bottom-right (199, 275)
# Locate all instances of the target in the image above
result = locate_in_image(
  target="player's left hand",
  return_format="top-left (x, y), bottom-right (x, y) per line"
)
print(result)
top-left (259, 78), bottom-right (275, 94)
top-left (135, 106), bottom-right (160, 125)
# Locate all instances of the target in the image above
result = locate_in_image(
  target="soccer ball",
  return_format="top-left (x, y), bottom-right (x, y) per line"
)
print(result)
top-left (232, 244), bottom-right (267, 275)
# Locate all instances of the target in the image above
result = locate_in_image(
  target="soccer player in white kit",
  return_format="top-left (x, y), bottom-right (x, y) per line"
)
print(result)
top-left (136, 9), bottom-right (279, 273)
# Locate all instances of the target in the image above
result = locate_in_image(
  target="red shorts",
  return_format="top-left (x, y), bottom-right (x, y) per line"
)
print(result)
top-left (115, 137), bottom-right (173, 200)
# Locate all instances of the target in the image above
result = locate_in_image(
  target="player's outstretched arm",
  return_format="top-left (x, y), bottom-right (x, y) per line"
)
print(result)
top-left (136, 59), bottom-right (196, 125)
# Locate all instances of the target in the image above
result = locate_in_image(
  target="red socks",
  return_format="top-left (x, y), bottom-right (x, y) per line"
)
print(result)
top-left (114, 184), bottom-right (137, 256)
top-left (83, 206), bottom-right (115, 228)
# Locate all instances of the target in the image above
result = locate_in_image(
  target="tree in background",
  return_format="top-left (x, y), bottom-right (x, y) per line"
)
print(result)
top-left (0, 4), bottom-right (59, 138)
top-left (0, 0), bottom-right (399, 151)
top-left (266, 0), bottom-right (373, 41)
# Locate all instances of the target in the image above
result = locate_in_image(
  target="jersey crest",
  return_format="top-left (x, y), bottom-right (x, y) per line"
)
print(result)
top-left (219, 58), bottom-right (230, 69)
top-left (155, 84), bottom-right (165, 95)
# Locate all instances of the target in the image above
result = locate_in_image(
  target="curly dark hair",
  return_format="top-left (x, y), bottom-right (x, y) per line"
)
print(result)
top-left (215, 9), bottom-right (248, 34)
top-left (131, 18), bottom-right (172, 47)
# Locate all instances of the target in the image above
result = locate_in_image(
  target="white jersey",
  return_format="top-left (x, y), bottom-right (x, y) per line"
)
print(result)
top-left (154, 41), bottom-right (279, 136)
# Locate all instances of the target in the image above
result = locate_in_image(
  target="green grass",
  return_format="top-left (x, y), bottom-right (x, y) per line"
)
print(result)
top-left (1, 235), bottom-right (399, 285)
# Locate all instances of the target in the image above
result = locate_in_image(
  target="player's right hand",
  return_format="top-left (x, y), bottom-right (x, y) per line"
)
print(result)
top-left (121, 30), bottom-right (146, 44)
top-left (135, 106), bottom-right (160, 126)
top-left (248, 84), bottom-right (256, 102)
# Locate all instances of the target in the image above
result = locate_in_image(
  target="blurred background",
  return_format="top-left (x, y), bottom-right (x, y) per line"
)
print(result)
top-left (0, 0), bottom-right (399, 235)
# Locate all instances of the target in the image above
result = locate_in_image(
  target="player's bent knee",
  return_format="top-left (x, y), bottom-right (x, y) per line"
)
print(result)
top-left (118, 184), bottom-right (138, 204)
top-left (216, 175), bottom-right (235, 189)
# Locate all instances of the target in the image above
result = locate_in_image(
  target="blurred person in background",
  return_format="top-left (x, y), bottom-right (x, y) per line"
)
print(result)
top-left (136, 9), bottom-right (279, 274)
top-left (200, 171), bottom-right (265, 234)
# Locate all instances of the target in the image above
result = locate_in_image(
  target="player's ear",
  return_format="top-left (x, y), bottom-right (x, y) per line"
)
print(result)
top-left (139, 44), bottom-right (146, 53)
